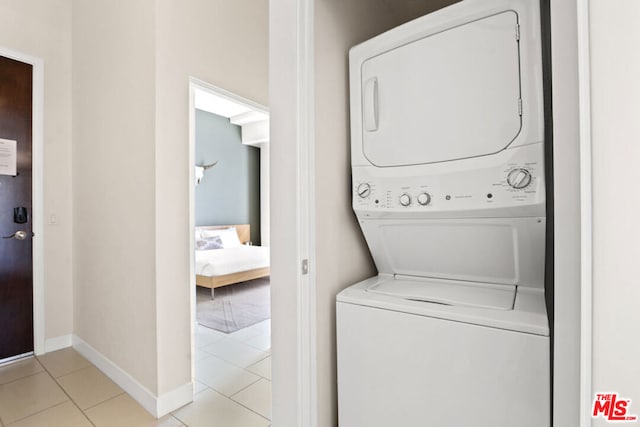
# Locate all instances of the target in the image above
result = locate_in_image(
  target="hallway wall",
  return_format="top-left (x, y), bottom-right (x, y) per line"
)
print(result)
top-left (72, 0), bottom-right (158, 393)
top-left (72, 0), bottom-right (269, 408)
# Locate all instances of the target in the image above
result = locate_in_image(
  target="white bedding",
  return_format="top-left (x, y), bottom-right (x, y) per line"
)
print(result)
top-left (195, 245), bottom-right (270, 277)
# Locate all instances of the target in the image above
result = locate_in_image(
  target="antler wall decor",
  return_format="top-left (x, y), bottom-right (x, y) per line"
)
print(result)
top-left (195, 161), bottom-right (218, 185)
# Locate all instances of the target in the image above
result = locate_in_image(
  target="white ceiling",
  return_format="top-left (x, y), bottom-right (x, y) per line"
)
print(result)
top-left (194, 87), bottom-right (269, 146)
top-left (194, 88), bottom-right (268, 123)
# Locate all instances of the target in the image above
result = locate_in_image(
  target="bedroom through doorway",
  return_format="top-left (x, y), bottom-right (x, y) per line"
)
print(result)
top-left (188, 80), bottom-right (272, 423)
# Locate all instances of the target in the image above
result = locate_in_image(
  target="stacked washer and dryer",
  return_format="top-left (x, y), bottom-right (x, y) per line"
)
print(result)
top-left (336, 1), bottom-right (550, 426)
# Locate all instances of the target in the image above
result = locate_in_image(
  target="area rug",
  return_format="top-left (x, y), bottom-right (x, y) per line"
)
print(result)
top-left (196, 277), bottom-right (270, 333)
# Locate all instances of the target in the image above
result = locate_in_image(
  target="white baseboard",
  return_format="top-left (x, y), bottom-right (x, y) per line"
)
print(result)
top-left (72, 335), bottom-right (193, 417)
top-left (44, 335), bottom-right (72, 354)
top-left (157, 382), bottom-right (194, 417)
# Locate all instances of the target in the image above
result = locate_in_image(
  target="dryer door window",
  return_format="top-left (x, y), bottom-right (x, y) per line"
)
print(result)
top-left (361, 11), bottom-right (522, 167)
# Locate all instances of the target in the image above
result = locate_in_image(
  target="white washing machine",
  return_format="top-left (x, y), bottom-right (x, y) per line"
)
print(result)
top-left (337, 1), bottom-right (550, 426)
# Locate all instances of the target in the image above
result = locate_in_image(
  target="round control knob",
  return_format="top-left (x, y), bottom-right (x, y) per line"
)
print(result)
top-left (356, 183), bottom-right (371, 198)
top-left (417, 192), bottom-right (431, 206)
top-left (399, 193), bottom-right (412, 207)
top-left (507, 168), bottom-right (532, 189)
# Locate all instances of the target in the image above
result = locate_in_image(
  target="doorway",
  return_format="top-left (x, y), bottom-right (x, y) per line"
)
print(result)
top-left (0, 55), bottom-right (33, 363)
top-left (184, 79), bottom-right (273, 424)
top-left (0, 50), bottom-right (44, 364)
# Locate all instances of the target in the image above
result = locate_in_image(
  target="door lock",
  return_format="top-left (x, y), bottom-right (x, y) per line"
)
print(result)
top-left (14, 207), bottom-right (28, 224)
top-left (3, 231), bottom-right (28, 240)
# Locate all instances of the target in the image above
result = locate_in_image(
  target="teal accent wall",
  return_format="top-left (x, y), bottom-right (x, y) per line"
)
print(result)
top-left (195, 110), bottom-right (261, 245)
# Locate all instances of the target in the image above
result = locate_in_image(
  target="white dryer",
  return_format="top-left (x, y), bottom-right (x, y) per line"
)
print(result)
top-left (336, 1), bottom-right (550, 426)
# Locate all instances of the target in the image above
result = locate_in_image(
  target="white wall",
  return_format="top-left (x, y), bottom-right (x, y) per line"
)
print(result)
top-left (0, 0), bottom-right (73, 346)
top-left (72, 0), bottom-right (159, 393)
top-left (590, 1), bottom-right (640, 425)
top-left (72, 0), bottom-right (269, 407)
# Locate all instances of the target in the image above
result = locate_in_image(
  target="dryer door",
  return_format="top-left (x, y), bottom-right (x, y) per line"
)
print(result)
top-left (361, 11), bottom-right (522, 167)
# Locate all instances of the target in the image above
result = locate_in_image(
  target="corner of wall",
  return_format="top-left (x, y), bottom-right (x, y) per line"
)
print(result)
top-left (73, 334), bottom-right (193, 417)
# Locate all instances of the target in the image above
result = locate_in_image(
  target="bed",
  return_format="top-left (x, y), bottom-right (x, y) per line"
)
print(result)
top-left (195, 224), bottom-right (270, 296)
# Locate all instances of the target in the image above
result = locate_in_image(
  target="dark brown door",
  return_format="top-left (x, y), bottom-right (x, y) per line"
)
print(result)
top-left (0, 55), bottom-right (33, 361)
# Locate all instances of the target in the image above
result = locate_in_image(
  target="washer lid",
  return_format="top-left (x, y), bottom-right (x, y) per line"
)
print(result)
top-left (338, 276), bottom-right (549, 336)
top-left (367, 276), bottom-right (516, 310)
top-left (360, 11), bottom-right (522, 167)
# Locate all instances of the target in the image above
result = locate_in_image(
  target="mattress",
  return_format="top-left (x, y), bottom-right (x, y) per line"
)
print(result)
top-left (195, 245), bottom-right (270, 277)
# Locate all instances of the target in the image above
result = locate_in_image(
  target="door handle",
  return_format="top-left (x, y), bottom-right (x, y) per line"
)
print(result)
top-left (3, 231), bottom-right (29, 240)
top-left (363, 77), bottom-right (379, 132)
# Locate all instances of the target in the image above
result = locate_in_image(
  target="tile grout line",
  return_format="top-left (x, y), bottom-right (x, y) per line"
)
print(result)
top-left (4, 400), bottom-right (76, 426)
top-left (227, 399), bottom-right (271, 424)
top-left (0, 359), bottom-right (45, 425)
top-left (80, 390), bottom-right (126, 412)
top-left (173, 383), bottom-right (271, 425)
top-left (170, 410), bottom-right (188, 426)
top-left (228, 375), bottom-right (272, 422)
top-left (35, 356), bottom-right (97, 427)
top-left (197, 349), bottom-right (271, 372)
top-left (245, 369), bottom-right (271, 381)
top-left (228, 375), bottom-right (262, 398)
top-left (170, 414), bottom-right (186, 426)
top-left (241, 338), bottom-right (272, 353)
top-left (190, 360), bottom-right (272, 423)
top-left (194, 367), bottom-right (262, 401)
top-left (35, 353), bottom-right (93, 379)
top-left (246, 356), bottom-right (272, 379)
top-left (0, 370), bottom-right (45, 387)
top-left (192, 320), bottom-right (272, 425)
top-left (228, 386), bottom-right (272, 423)
top-left (0, 363), bottom-right (76, 425)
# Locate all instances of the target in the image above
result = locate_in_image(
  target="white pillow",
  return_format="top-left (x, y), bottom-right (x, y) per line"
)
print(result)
top-left (196, 235), bottom-right (224, 251)
top-left (201, 227), bottom-right (243, 247)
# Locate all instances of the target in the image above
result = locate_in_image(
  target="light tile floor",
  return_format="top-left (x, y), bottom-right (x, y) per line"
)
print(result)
top-left (0, 319), bottom-right (272, 427)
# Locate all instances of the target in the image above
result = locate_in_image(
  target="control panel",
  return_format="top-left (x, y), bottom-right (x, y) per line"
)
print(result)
top-left (353, 145), bottom-right (545, 216)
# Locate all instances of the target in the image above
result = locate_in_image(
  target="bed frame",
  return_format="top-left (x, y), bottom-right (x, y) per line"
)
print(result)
top-left (195, 224), bottom-right (270, 292)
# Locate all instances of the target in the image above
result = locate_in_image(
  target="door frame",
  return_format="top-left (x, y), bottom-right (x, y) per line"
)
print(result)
top-left (547, 0), bottom-right (593, 424)
top-left (269, 0), bottom-right (318, 424)
top-left (576, 0), bottom-right (593, 423)
top-left (0, 47), bottom-right (45, 357)
top-left (187, 76), bottom-right (275, 382)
